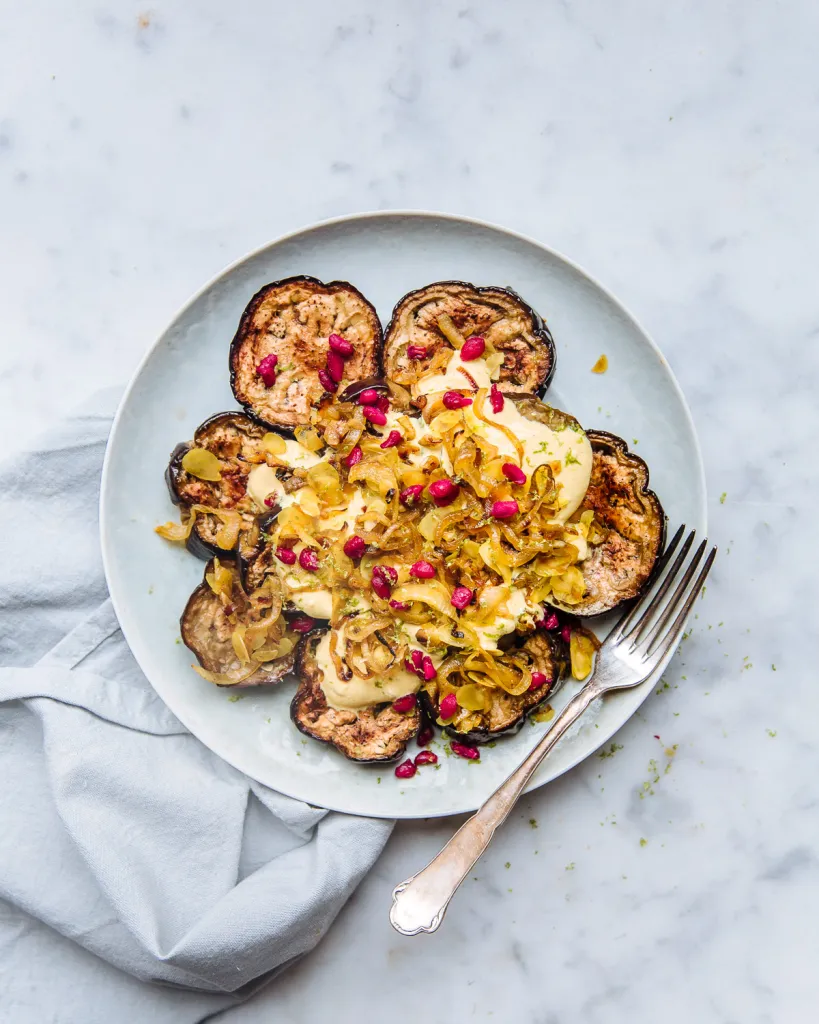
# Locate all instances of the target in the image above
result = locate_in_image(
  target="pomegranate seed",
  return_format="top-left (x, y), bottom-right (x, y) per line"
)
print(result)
top-left (370, 565), bottom-right (396, 600)
top-left (392, 693), bottom-right (417, 714)
top-left (256, 354), bottom-right (278, 387)
top-left (363, 406), bottom-right (387, 426)
top-left (326, 349), bottom-right (345, 384)
top-left (299, 548), bottom-right (320, 572)
top-left (394, 758), bottom-right (417, 779)
top-left (528, 671), bottom-right (552, 691)
top-left (289, 615), bottom-right (316, 633)
top-left (539, 611), bottom-right (559, 630)
top-left (409, 560), bottom-right (436, 579)
top-left (502, 463), bottom-right (527, 485)
top-left (343, 445), bottom-right (363, 468)
top-left (318, 368), bottom-right (337, 393)
top-left (404, 658), bottom-right (415, 673)
top-left (460, 336), bottom-right (486, 361)
top-left (390, 599), bottom-right (411, 612)
top-left (378, 565), bottom-right (398, 584)
top-left (275, 547), bottom-right (297, 565)
top-left (263, 495), bottom-right (276, 507)
top-left (490, 383), bottom-right (504, 413)
top-left (400, 484), bottom-right (425, 506)
top-left (417, 724), bottom-right (435, 747)
top-left (410, 649), bottom-right (424, 671)
top-left (450, 742), bottom-right (480, 761)
top-left (357, 388), bottom-right (380, 406)
top-left (491, 499), bottom-right (519, 519)
top-left (380, 430), bottom-right (402, 449)
top-left (421, 655), bottom-right (437, 681)
top-left (328, 333), bottom-right (354, 357)
top-left (414, 750), bottom-right (438, 766)
top-left (343, 534), bottom-right (366, 560)
top-left (428, 478), bottom-right (459, 507)
top-left (561, 624), bottom-right (572, 644)
top-left (439, 693), bottom-right (458, 719)
top-left (375, 393), bottom-right (390, 413)
top-left (451, 586), bottom-right (473, 610)
top-left (407, 344), bottom-right (428, 360)
top-left (442, 391), bottom-right (473, 410)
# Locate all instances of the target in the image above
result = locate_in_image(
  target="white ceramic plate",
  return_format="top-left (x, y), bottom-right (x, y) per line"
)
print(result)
top-left (101, 212), bottom-right (706, 819)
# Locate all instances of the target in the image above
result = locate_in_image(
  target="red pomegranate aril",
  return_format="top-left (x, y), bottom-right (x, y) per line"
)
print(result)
top-left (528, 671), bottom-right (552, 691)
top-left (428, 478), bottom-right (459, 507)
top-left (343, 534), bottom-right (366, 560)
top-left (416, 724), bottom-right (435, 747)
top-left (375, 393), bottom-right (391, 413)
top-left (377, 565), bottom-right (398, 584)
top-left (450, 742), bottom-right (480, 761)
top-left (357, 388), bottom-right (380, 406)
top-left (256, 354), bottom-right (278, 387)
top-left (400, 484), bottom-right (425, 506)
top-left (414, 750), bottom-right (438, 767)
top-left (460, 336), bottom-right (486, 361)
top-left (540, 611), bottom-right (559, 631)
top-left (390, 599), bottom-right (411, 612)
top-left (409, 559), bottom-right (436, 579)
top-left (380, 430), bottom-right (403, 449)
top-left (502, 463), bottom-right (527, 485)
top-left (371, 576), bottom-right (391, 600)
top-left (491, 499), bottom-right (519, 519)
top-left (299, 548), bottom-right (320, 572)
top-left (410, 649), bottom-right (424, 671)
top-left (490, 383), bottom-right (504, 413)
top-left (275, 547), bottom-right (297, 565)
top-left (451, 586), bottom-right (473, 610)
top-left (263, 496), bottom-right (276, 507)
top-left (318, 368), bottom-right (337, 393)
top-left (328, 333), bottom-right (354, 357)
top-left (421, 655), bottom-right (437, 682)
top-left (407, 345), bottom-right (428, 360)
top-left (326, 349), bottom-right (345, 384)
top-left (439, 693), bottom-right (458, 719)
top-left (561, 624), bottom-right (572, 644)
top-left (404, 658), bottom-right (415, 673)
top-left (442, 391), bottom-right (473, 410)
top-left (289, 615), bottom-right (316, 634)
top-left (394, 758), bottom-right (417, 779)
top-left (343, 445), bottom-right (362, 468)
top-left (363, 406), bottom-right (387, 426)
top-left (392, 693), bottom-right (418, 714)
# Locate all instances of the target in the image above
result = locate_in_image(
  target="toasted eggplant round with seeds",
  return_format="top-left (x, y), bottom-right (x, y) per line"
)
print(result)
top-left (181, 559), bottom-right (295, 687)
top-left (553, 430), bottom-right (666, 616)
top-left (291, 629), bottom-right (420, 762)
top-left (383, 281), bottom-right (555, 396)
top-left (166, 412), bottom-right (277, 560)
top-left (230, 276), bottom-right (383, 432)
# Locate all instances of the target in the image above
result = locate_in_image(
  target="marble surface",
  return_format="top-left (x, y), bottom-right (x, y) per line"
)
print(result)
top-left (1, 1), bottom-right (816, 1022)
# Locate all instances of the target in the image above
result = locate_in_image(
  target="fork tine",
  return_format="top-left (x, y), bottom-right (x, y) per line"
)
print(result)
top-left (643, 546), bottom-right (717, 663)
top-left (630, 538), bottom-right (707, 655)
top-left (610, 524), bottom-right (686, 642)
top-left (620, 529), bottom-right (695, 645)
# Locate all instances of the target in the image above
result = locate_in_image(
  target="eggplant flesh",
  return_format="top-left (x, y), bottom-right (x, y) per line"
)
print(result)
top-left (165, 411), bottom-right (277, 561)
top-left (561, 430), bottom-right (666, 617)
top-left (180, 559), bottom-right (294, 687)
top-left (421, 631), bottom-right (569, 745)
top-left (291, 630), bottom-right (420, 762)
top-left (230, 276), bottom-right (383, 433)
top-left (383, 280), bottom-right (555, 396)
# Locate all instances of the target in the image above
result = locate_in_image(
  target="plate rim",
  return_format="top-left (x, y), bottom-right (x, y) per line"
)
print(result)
top-left (100, 209), bottom-right (707, 818)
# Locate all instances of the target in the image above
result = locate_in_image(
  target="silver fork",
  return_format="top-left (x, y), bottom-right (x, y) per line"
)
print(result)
top-left (389, 525), bottom-right (716, 936)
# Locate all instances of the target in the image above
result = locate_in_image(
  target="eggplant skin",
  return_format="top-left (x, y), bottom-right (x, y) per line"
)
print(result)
top-left (229, 276), bottom-right (383, 433)
top-left (429, 631), bottom-right (569, 745)
top-left (291, 630), bottom-right (420, 763)
top-left (383, 281), bottom-right (556, 396)
top-left (566, 430), bottom-right (667, 617)
top-left (180, 559), bottom-right (295, 688)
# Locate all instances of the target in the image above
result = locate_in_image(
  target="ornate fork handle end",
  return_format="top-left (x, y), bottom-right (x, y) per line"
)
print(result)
top-left (389, 877), bottom-right (447, 935)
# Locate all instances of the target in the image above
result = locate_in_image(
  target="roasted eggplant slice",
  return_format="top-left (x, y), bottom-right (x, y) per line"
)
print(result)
top-left (230, 276), bottom-right (383, 432)
top-left (557, 430), bottom-right (666, 616)
top-left (291, 629), bottom-right (420, 762)
top-left (383, 281), bottom-right (555, 396)
top-left (166, 412), bottom-right (275, 560)
top-left (421, 631), bottom-right (569, 745)
top-left (180, 559), bottom-right (295, 687)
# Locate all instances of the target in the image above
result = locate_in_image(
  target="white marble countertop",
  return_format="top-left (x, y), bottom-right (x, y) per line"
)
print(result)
top-left (2, 2), bottom-right (815, 1021)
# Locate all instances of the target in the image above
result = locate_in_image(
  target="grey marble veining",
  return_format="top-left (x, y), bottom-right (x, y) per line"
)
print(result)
top-left (2, 2), bottom-right (817, 1022)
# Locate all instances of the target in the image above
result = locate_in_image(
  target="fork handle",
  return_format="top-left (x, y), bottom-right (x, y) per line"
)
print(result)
top-left (389, 681), bottom-right (601, 935)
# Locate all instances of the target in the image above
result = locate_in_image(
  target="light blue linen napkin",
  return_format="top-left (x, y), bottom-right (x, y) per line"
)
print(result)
top-left (0, 390), bottom-right (393, 1023)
